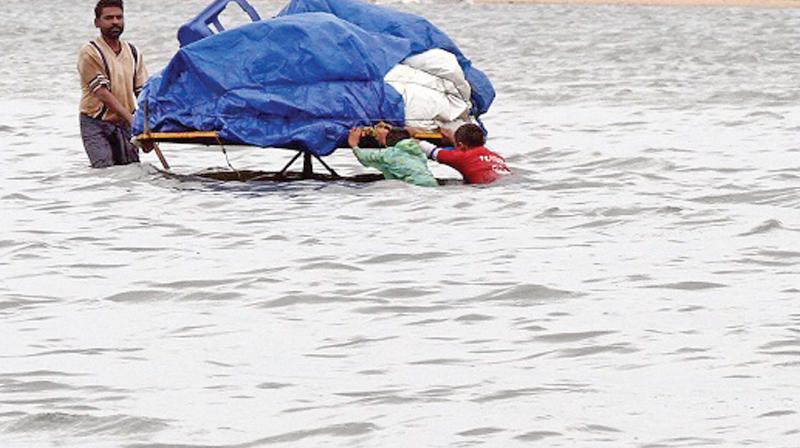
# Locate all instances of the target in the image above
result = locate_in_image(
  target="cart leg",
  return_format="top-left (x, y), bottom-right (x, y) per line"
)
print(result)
top-left (279, 151), bottom-right (303, 175)
top-left (302, 151), bottom-right (313, 178)
top-left (313, 154), bottom-right (339, 178)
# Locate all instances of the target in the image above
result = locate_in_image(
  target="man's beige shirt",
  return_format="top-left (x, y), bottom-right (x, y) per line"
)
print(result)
top-left (78, 37), bottom-right (148, 123)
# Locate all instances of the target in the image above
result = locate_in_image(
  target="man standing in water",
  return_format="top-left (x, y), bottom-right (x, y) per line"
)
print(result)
top-left (78, 0), bottom-right (149, 168)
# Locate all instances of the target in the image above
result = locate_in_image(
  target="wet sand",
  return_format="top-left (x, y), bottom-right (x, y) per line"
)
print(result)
top-left (476, 0), bottom-right (800, 7)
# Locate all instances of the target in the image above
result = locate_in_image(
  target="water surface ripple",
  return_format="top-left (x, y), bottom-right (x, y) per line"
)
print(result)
top-left (1, 0), bottom-right (798, 446)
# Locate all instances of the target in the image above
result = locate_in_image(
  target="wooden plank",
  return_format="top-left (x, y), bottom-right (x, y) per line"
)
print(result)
top-left (136, 130), bottom-right (446, 146)
top-left (135, 131), bottom-right (227, 146)
top-left (137, 131), bottom-right (219, 140)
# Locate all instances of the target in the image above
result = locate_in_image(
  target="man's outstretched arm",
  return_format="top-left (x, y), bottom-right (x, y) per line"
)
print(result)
top-left (93, 87), bottom-right (134, 127)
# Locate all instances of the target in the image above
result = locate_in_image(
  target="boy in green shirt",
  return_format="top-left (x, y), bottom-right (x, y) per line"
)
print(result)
top-left (347, 126), bottom-right (438, 187)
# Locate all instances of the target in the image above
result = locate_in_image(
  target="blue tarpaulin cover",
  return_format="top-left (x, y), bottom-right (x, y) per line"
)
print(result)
top-left (133, 0), bottom-right (495, 156)
top-left (278, 0), bottom-right (495, 115)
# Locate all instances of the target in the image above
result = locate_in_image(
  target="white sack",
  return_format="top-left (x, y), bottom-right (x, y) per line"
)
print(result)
top-left (384, 49), bottom-right (474, 130)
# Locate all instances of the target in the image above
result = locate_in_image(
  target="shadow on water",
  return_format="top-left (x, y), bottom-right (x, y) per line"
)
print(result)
top-left (149, 166), bottom-right (521, 194)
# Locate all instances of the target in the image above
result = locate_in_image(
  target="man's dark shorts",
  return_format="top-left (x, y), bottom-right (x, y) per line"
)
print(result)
top-left (79, 114), bottom-right (140, 168)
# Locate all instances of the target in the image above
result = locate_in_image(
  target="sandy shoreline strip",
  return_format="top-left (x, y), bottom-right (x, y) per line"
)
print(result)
top-left (475, 0), bottom-right (800, 7)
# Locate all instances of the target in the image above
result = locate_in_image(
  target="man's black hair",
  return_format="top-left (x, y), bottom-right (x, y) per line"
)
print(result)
top-left (95, 0), bottom-right (124, 18)
top-left (454, 124), bottom-right (485, 148)
top-left (386, 127), bottom-right (411, 147)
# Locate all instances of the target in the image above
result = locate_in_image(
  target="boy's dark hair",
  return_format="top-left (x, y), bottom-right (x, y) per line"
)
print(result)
top-left (386, 127), bottom-right (411, 147)
top-left (454, 124), bottom-right (485, 148)
top-left (95, 0), bottom-right (124, 18)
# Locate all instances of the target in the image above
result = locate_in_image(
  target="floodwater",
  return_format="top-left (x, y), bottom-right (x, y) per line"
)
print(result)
top-left (2, 0), bottom-right (799, 446)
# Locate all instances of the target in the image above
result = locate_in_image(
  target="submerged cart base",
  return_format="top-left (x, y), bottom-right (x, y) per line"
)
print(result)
top-left (136, 130), bottom-right (451, 184)
top-left (193, 170), bottom-right (385, 183)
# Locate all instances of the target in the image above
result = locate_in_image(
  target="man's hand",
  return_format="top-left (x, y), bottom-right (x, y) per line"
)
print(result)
top-left (113, 114), bottom-right (134, 130)
top-left (94, 87), bottom-right (135, 128)
top-left (347, 127), bottom-right (363, 148)
top-left (439, 127), bottom-right (455, 145)
top-left (124, 112), bottom-right (134, 129)
top-left (141, 140), bottom-right (155, 153)
top-left (405, 126), bottom-right (424, 136)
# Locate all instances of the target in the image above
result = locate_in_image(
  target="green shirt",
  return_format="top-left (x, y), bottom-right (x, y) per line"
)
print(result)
top-left (353, 139), bottom-right (438, 187)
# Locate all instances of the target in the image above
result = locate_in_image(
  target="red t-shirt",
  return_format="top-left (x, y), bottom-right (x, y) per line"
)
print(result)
top-left (435, 146), bottom-right (511, 184)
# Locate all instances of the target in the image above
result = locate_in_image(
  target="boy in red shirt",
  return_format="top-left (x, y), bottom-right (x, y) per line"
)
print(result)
top-left (418, 124), bottom-right (511, 185)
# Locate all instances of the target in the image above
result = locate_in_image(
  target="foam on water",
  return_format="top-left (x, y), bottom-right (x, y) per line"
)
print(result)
top-left (1, 0), bottom-right (799, 447)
